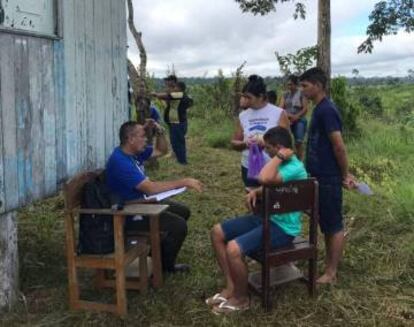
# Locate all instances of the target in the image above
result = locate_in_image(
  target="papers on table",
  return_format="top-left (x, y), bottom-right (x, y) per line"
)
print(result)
top-left (144, 187), bottom-right (187, 202)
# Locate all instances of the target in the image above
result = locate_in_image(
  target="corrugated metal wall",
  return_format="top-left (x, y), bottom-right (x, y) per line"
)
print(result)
top-left (0, 0), bottom-right (128, 214)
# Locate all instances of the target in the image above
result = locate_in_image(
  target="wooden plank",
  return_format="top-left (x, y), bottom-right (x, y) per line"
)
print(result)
top-left (84, 0), bottom-right (97, 170)
top-left (0, 212), bottom-right (19, 310)
top-left (28, 37), bottom-right (46, 199)
top-left (0, 34), bottom-right (19, 211)
top-left (62, 0), bottom-right (78, 176)
top-left (0, 36), bottom-right (6, 214)
top-left (74, 0), bottom-right (87, 172)
top-left (42, 39), bottom-right (58, 195)
top-left (93, 0), bottom-right (106, 167)
top-left (77, 204), bottom-right (169, 216)
top-left (53, 40), bottom-right (67, 184)
top-left (149, 214), bottom-right (163, 288)
top-left (14, 36), bottom-right (31, 206)
top-left (102, 0), bottom-right (113, 159)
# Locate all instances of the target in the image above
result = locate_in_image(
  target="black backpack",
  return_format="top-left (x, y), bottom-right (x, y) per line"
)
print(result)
top-left (78, 172), bottom-right (123, 254)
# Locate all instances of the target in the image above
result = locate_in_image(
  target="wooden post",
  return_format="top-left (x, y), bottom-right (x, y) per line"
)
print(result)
top-left (0, 211), bottom-right (19, 312)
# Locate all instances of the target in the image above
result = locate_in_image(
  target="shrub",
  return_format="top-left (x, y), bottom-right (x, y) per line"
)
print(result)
top-left (359, 94), bottom-right (384, 117)
top-left (331, 77), bottom-right (361, 136)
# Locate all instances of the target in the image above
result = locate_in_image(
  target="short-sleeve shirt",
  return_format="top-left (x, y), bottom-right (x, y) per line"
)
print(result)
top-left (106, 146), bottom-right (153, 201)
top-left (271, 156), bottom-right (308, 236)
top-left (150, 106), bottom-right (161, 123)
top-left (306, 97), bottom-right (342, 177)
top-left (239, 103), bottom-right (283, 168)
top-left (164, 92), bottom-right (193, 124)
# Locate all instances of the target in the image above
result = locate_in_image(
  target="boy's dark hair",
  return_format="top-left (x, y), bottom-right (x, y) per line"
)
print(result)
top-left (266, 90), bottom-right (277, 105)
top-left (119, 121), bottom-right (139, 145)
top-left (263, 126), bottom-right (293, 149)
top-left (164, 74), bottom-right (178, 83)
top-left (299, 67), bottom-right (327, 89)
top-left (242, 74), bottom-right (266, 98)
top-left (177, 81), bottom-right (186, 92)
top-left (287, 74), bottom-right (299, 85)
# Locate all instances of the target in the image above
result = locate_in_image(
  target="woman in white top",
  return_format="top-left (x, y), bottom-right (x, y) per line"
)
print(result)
top-left (231, 75), bottom-right (290, 188)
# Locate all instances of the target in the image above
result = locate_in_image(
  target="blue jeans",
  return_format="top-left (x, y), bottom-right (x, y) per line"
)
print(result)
top-left (169, 122), bottom-right (187, 164)
top-left (291, 118), bottom-right (307, 143)
top-left (221, 214), bottom-right (294, 256)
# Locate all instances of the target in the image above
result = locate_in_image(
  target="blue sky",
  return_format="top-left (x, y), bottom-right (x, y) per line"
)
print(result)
top-left (128, 0), bottom-right (414, 77)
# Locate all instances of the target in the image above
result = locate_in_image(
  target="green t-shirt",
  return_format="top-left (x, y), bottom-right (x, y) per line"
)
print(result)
top-left (270, 155), bottom-right (308, 236)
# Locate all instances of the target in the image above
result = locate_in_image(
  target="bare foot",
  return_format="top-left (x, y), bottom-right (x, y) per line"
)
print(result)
top-left (317, 273), bottom-right (337, 284)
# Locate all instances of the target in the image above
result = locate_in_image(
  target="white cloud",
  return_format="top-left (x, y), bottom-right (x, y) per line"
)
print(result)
top-left (128, 0), bottom-right (414, 77)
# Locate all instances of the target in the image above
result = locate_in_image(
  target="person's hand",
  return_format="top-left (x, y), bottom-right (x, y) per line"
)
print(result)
top-left (277, 147), bottom-right (294, 160)
top-left (184, 178), bottom-right (203, 192)
top-left (245, 190), bottom-right (257, 211)
top-left (343, 173), bottom-right (356, 190)
top-left (144, 118), bottom-right (156, 130)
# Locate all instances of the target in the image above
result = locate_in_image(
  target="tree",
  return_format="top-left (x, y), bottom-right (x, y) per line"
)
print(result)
top-left (127, 0), bottom-right (150, 124)
top-left (275, 45), bottom-right (318, 76)
top-left (358, 0), bottom-right (414, 53)
top-left (235, 0), bottom-right (331, 91)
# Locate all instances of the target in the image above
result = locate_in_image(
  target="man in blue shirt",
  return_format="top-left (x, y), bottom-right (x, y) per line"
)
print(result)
top-left (106, 121), bottom-right (203, 273)
top-left (299, 68), bottom-right (356, 284)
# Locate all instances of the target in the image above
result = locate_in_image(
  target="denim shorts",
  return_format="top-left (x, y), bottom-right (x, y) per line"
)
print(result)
top-left (317, 176), bottom-right (343, 235)
top-left (291, 118), bottom-right (307, 143)
top-left (221, 214), bottom-right (294, 256)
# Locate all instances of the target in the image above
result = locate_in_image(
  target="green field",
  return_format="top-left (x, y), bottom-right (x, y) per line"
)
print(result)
top-left (2, 84), bottom-right (414, 326)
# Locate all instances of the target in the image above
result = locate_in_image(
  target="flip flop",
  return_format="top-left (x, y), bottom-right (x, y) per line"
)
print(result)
top-left (205, 293), bottom-right (227, 306)
top-left (211, 300), bottom-right (250, 315)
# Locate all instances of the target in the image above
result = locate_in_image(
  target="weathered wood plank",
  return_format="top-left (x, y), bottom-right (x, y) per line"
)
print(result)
top-left (0, 211), bottom-right (19, 311)
top-left (42, 40), bottom-right (57, 195)
top-left (15, 36), bottom-right (33, 205)
top-left (0, 36), bottom-right (6, 214)
top-left (1, 34), bottom-right (19, 211)
top-left (63, 0), bottom-right (78, 176)
top-left (28, 37), bottom-right (46, 199)
top-left (53, 40), bottom-right (67, 184)
top-left (84, 0), bottom-right (97, 170)
top-left (93, 0), bottom-right (107, 167)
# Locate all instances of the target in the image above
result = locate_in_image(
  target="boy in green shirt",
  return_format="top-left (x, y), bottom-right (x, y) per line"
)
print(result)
top-left (208, 126), bottom-right (307, 314)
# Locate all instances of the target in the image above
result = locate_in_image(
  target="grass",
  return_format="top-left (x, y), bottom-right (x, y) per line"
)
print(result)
top-left (2, 105), bottom-right (414, 326)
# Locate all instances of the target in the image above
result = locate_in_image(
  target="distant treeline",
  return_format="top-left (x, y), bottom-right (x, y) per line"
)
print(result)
top-left (151, 75), bottom-right (414, 90)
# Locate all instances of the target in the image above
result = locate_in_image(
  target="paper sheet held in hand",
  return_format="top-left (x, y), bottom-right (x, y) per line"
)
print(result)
top-left (144, 187), bottom-right (187, 202)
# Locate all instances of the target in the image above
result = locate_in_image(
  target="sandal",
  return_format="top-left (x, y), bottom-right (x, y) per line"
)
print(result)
top-left (205, 293), bottom-right (227, 306)
top-left (211, 300), bottom-right (250, 315)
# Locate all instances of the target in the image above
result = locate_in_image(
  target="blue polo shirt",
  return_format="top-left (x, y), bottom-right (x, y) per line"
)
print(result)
top-left (306, 97), bottom-right (342, 177)
top-left (106, 146), bottom-right (153, 201)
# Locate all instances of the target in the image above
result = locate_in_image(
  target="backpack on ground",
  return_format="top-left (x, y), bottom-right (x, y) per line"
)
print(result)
top-left (78, 172), bottom-right (123, 254)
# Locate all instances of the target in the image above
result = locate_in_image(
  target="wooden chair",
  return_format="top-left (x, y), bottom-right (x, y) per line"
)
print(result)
top-left (63, 170), bottom-right (168, 317)
top-left (248, 178), bottom-right (319, 311)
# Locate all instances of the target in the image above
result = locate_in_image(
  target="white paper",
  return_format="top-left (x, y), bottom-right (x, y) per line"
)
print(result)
top-left (144, 187), bottom-right (187, 202)
top-left (356, 182), bottom-right (374, 196)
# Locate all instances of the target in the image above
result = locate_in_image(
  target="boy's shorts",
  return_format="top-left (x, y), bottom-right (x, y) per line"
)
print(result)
top-left (221, 214), bottom-right (294, 256)
top-left (317, 176), bottom-right (343, 235)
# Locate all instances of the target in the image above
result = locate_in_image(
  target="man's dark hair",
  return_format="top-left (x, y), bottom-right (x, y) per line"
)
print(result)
top-left (287, 74), bottom-right (299, 85)
top-left (177, 81), bottom-right (186, 92)
top-left (242, 74), bottom-right (266, 98)
top-left (299, 67), bottom-right (327, 90)
top-left (119, 121), bottom-right (140, 145)
top-left (263, 126), bottom-right (293, 149)
top-left (164, 74), bottom-right (178, 83)
top-left (266, 90), bottom-right (277, 105)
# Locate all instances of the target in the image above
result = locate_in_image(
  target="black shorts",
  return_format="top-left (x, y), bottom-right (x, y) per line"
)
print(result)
top-left (317, 176), bottom-right (343, 235)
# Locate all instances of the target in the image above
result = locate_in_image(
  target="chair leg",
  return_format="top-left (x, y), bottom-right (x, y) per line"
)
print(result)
top-left (114, 215), bottom-right (127, 317)
top-left (139, 254), bottom-right (148, 293)
top-left (262, 263), bottom-right (271, 311)
top-left (308, 258), bottom-right (317, 297)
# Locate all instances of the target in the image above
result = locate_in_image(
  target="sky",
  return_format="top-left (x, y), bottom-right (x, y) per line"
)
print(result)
top-left (128, 0), bottom-right (414, 78)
